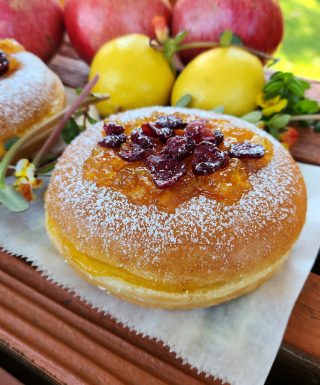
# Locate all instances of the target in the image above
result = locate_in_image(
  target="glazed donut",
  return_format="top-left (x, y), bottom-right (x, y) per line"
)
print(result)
top-left (0, 39), bottom-right (65, 157)
top-left (45, 107), bottom-right (306, 309)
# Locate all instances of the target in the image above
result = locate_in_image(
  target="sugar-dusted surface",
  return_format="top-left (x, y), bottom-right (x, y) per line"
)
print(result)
top-left (46, 107), bottom-right (306, 286)
top-left (0, 51), bottom-right (65, 141)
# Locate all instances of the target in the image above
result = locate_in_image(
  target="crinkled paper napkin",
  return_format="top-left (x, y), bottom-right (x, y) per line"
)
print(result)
top-left (0, 163), bottom-right (319, 385)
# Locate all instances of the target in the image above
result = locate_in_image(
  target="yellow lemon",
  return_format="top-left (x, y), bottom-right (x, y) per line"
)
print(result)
top-left (171, 46), bottom-right (265, 116)
top-left (89, 34), bottom-right (175, 116)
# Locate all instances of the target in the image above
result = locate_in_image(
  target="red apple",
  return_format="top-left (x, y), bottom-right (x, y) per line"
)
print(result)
top-left (0, 0), bottom-right (64, 62)
top-left (172, 0), bottom-right (284, 62)
top-left (64, 0), bottom-right (172, 64)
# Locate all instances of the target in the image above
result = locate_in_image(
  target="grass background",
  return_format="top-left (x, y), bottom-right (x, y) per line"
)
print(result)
top-left (275, 0), bottom-right (320, 80)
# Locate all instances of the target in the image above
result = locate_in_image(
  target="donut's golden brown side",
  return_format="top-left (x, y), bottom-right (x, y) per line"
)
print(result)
top-left (0, 47), bottom-right (66, 156)
top-left (45, 107), bottom-right (307, 309)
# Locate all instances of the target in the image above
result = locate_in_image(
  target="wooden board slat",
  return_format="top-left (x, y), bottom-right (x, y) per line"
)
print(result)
top-left (0, 250), bottom-right (319, 385)
top-left (284, 273), bottom-right (320, 358)
top-left (0, 251), bottom-right (220, 385)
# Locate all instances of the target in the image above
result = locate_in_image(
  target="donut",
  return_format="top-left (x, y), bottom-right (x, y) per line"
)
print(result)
top-left (45, 107), bottom-right (307, 309)
top-left (0, 39), bottom-right (66, 157)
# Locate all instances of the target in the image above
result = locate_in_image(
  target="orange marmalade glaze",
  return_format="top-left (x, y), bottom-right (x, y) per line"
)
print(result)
top-left (83, 113), bottom-right (273, 213)
top-left (0, 39), bottom-right (23, 76)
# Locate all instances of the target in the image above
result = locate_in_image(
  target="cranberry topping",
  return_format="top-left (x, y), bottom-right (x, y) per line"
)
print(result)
top-left (0, 51), bottom-right (9, 76)
top-left (141, 122), bottom-right (175, 143)
top-left (155, 115), bottom-right (187, 130)
top-left (184, 119), bottom-right (210, 143)
top-left (98, 134), bottom-right (126, 149)
top-left (162, 136), bottom-right (195, 161)
top-left (97, 115), bottom-right (266, 190)
top-left (202, 130), bottom-right (224, 146)
top-left (131, 128), bottom-right (154, 149)
top-left (141, 122), bottom-right (158, 137)
top-left (192, 141), bottom-right (229, 176)
top-left (157, 127), bottom-right (175, 143)
top-left (145, 155), bottom-right (187, 188)
top-left (229, 142), bottom-right (265, 159)
top-left (103, 122), bottom-right (125, 135)
top-left (119, 144), bottom-right (146, 162)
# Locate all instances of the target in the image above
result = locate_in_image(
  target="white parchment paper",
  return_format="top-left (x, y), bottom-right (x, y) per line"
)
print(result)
top-left (0, 163), bottom-right (319, 385)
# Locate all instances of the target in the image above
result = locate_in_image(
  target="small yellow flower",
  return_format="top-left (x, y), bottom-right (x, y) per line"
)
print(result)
top-left (13, 159), bottom-right (42, 201)
top-left (257, 93), bottom-right (288, 117)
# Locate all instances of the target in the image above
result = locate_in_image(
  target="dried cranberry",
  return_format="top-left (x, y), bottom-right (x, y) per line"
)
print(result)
top-left (131, 128), bottom-right (154, 149)
top-left (141, 122), bottom-right (158, 137)
top-left (184, 120), bottom-right (209, 143)
top-left (103, 122), bottom-right (125, 135)
top-left (193, 162), bottom-right (219, 176)
top-left (201, 130), bottom-right (224, 145)
top-left (162, 136), bottom-right (195, 161)
top-left (155, 115), bottom-right (187, 130)
top-left (0, 51), bottom-right (9, 76)
top-left (119, 144), bottom-right (145, 162)
top-left (98, 134), bottom-right (127, 148)
top-left (192, 141), bottom-right (229, 176)
top-left (145, 155), bottom-right (187, 188)
top-left (215, 130), bottom-right (224, 145)
top-left (157, 127), bottom-right (175, 143)
top-left (141, 122), bottom-right (174, 143)
top-left (229, 142), bottom-right (265, 159)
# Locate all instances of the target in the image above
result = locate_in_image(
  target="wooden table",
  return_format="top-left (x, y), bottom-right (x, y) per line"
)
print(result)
top-left (0, 42), bottom-right (319, 385)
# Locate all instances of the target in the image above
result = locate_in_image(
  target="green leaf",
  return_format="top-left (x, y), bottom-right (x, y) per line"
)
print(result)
top-left (174, 94), bottom-right (192, 108)
top-left (37, 160), bottom-right (57, 175)
top-left (62, 117), bottom-right (80, 144)
top-left (298, 79), bottom-right (310, 91)
top-left (174, 31), bottom-right (188, 45)
top-left (263, 81), bottom-right (284, 98)
top-left (211, 106), bottom-right (225, 114)
top-left (75, 87), bottom-right (83, 95)
top-left (287, 82), bottom-right (305, 97)
top-left (267, 125), bottom-right (280, 139)
top-left (220, 30), bottom-right (234, 47)
top-left (241, 111), bottom-right (263, 123)
top-left (230, 33), bottom-right (243, 46)
top-left (0, 185), bottom-right (29, 212)
top-left (293, 99), bottom-right (319, 114)
top-left (87, 114), bottom-right (98, 125)
top-left (270, 71), bottom-right (282, 80)
top-left (4, 137), bottom-right (19, 151)
top-left (269, 114), bottom-right (291, 130)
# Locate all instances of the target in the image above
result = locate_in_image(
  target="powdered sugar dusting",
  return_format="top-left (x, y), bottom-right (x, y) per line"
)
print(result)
top-left (46, 107), bottom-right (305, 280)
top-left (0, 51), bottom-right (64, 139)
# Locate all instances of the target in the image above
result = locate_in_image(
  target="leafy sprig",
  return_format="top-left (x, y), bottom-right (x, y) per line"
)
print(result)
top-left (257, 72), bottom-right (320, 139)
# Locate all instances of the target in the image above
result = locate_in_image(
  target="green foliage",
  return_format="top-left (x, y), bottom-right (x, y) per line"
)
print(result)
top-left (220, 30), bottom-right (243, 47)
top-left (260, 71), bottom-right (319, 139)
top-left (241, 111), bottom-right (262, 123)
top-left (62, 117), bottom-right (80, 144)
top-left (0, 185), bottom-right (29, 212)
top-left (37, 161), bottom-right (57, 175)
top-left (211, 106), bottom-right (225, 114)
top-left (4, 137), bottom-right (19, 151)
top-left (174, 94), bottom-right (192, 108)
top-left (275, 0), bottom-right (320, 80)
